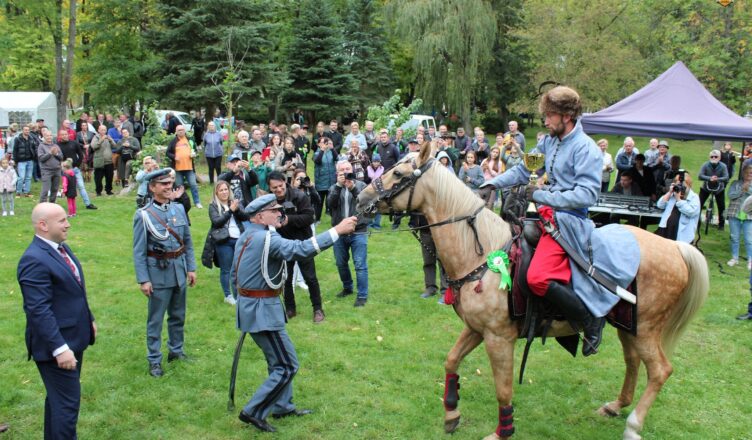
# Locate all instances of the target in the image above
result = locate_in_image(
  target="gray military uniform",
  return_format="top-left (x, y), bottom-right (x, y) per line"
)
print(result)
top-left (133, 200), bottom-right (196, 364)
top-left (231, 222), bottom-right (338, 420)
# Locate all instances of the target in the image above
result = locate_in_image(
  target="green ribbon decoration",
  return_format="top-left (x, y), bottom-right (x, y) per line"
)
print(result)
top-left (487, 250), bottom-right (512, 290)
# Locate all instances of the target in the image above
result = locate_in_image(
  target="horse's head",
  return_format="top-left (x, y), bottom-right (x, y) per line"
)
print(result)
top-left (356, 142), bottom-right (436, 216)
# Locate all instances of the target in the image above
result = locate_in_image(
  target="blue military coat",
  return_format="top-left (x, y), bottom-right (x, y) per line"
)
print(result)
top-left (484, 121), bottom-right (640, 317)
top-left (133, 200), bottom-right (196, 289)
top-left (231, 223), bottom-right (338, 333)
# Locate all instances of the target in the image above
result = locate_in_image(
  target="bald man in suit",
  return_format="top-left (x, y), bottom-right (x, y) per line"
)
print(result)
top-left (18, 203), bottom-right (97, 439)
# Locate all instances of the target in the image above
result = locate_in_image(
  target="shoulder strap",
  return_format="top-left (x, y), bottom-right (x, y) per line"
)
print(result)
top-left (234, 234), bottom-right (254, 292)
top-left (146, 207), bottom-right (185, 246)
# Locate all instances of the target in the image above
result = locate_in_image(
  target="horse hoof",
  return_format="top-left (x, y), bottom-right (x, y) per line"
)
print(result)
top-left (444, 416), bottom-right (460, 433)
top-left (482, 433), bottom-right (501, 440)
top-left (598, 403), bottom-right (620, 417)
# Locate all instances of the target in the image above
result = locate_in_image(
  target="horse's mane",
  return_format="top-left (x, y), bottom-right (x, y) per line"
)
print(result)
top-left (430, 162), bottom-right (512, 255)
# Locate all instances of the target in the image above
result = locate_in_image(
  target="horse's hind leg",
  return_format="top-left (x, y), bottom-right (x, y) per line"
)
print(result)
top-left (599, 330), bottom-right (640, 417)
top-left (623, 337), bottom-right (673, 440)
top-left (443, 327), bottom-right (483, 433)
top-left (481, 331), bottom-right (516, 440)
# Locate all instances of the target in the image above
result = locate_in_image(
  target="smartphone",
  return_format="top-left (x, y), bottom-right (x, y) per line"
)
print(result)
top-left (241, 151), bottom-right (249, 162)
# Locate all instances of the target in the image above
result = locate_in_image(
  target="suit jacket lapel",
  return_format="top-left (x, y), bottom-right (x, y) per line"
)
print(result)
top-left (36, 238), bottom-right (84, 288)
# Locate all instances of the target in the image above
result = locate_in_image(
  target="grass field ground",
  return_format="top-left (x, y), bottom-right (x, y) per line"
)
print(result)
top-left (0, 130), bottom-right (750, 439)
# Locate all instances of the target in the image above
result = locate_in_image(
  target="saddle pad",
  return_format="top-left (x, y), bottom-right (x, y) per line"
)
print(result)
top-left (507, 241), bottom-right (638, 335)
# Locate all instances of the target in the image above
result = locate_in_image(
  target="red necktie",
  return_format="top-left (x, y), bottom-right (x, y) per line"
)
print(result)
top-left (58, 246), bottom-right (81, 284)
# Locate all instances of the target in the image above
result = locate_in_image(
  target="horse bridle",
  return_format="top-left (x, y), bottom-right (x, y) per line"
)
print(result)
top-left (364, 157), bottom-right (436, 216)
top-left (363, 156), bottom-right (486, 257)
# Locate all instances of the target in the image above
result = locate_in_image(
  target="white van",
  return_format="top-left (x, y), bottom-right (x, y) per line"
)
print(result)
top-left (399, 115), bottom-right (436, 132)
top-left (154, 110), bottom-right (193, 131)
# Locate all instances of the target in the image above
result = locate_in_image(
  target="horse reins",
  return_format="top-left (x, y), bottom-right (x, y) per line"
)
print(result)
top-left (362, 156), bottom-right (493, 293)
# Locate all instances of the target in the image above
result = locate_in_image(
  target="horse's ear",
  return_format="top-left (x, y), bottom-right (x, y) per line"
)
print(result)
top-left (418, 141), bottom-right (435, 165)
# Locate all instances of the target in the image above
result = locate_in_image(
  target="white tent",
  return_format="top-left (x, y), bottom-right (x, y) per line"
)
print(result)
top-left (0, 92), bottom-right (58, 132)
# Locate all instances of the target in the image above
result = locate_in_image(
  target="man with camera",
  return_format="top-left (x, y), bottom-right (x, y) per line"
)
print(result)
top-left (655, 171), bottom-right (700, 243)
top-left (218, 154), bottom-right (259, 207)
top-left (233, 194), bottom-right (357, 433)
top-left (266, 171), bottom-right (326, 323)
top-left (328, 160), bottom-right (370, 306)
top-left (698, 149), bottom-right (730, 230)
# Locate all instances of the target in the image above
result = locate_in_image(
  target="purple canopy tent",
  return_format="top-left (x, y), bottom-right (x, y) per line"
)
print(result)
top-left (581, 61), bottom-right (752, 142)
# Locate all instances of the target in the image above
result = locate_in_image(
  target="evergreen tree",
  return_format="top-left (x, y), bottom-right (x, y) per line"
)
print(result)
top-left (342, 0), bottom-right (395, 117)
top-left (282, 0), bottom-right (356, 122)
top-left (148, 0), bottom-right (286, 113)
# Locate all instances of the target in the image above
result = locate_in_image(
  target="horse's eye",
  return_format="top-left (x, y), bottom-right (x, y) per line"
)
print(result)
top-left (394, 170), bottom-right (403, 178)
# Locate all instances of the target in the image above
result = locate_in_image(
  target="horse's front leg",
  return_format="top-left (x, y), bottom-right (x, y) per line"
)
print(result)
top-left (443, 326), bottom-right (483, 433)
top-left (482, 331), bottom-right (517, 440)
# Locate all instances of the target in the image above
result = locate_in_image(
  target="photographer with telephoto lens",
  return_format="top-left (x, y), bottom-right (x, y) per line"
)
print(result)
top-left (655, 170), bottom-right (701, 243)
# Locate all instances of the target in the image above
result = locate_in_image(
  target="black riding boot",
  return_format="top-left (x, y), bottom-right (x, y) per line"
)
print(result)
top-left (545, 281), bottom-right (606, 356)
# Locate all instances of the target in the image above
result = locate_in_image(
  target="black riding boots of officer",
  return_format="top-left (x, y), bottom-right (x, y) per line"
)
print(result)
top-left (546, 281), bottom-right (606, 356)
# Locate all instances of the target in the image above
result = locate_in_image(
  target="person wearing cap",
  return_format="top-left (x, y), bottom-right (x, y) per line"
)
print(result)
top-left (132, 168), bottom-right (197, 377)
top-left (698, 149), bottom-right (730, 230)
top-left (91, 124), bottom-right (116, 196)
top-left (233, 194), bottom-right (357, 433)
top-left (218, 153), bottom-right (259, 208)
top-left (482, 86), bottom-right (641, 358)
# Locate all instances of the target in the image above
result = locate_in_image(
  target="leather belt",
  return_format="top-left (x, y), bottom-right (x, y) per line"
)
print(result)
top-left (238, 288), bottom-right (281, 298)
top-left (147, 246), bottom-right (185, 259)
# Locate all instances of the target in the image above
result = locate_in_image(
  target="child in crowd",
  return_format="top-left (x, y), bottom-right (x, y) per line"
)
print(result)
top-left (250, 150), bottom-right (272, 198)
top-left (436, 151), bottom-right (455, 175)
top-left (61, 159), bottom-right (78, 217)
top-left (367, 153), bottom-right (384, 229)
top-left (0, 158), bottom-right (17, 216)
top-left (459, 150), bottom-right (484, 192)
top-left (135, 156), bottom-right (163, 208)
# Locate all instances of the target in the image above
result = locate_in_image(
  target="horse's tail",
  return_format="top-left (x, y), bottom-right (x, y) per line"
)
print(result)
top-left (662, 241), bottom-right (709, 356)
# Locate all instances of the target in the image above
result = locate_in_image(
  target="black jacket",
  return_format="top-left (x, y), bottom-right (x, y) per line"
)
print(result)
top-left (327, 180), bottom-right (369, 233)
top-left (208, 202), bottom-right (249, 236)
top-left (276, 186), bottom-right (315, 241)
top-left (326, 130), bottom-right (343, 152)
top-left (218, 169), bottom-right (259, 207)
top-left (59, 139), bottom-right (85, 168)
top-left (374, 141), bottom-right (401, 171)
top-left (12, 134), bottom-right (37, 162)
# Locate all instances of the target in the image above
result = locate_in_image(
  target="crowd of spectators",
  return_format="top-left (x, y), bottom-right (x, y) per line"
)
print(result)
top-left (3, 112), bottom-right (752, 317)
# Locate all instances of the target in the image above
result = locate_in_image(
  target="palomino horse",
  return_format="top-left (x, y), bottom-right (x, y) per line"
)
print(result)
top-left (356, 146), bottom-right (709, 440)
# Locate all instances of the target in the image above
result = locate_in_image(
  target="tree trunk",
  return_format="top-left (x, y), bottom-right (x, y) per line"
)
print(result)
top-left (52, 0), bottom-right (77, 127)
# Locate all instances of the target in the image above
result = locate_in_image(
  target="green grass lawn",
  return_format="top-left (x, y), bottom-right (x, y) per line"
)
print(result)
top-left (0, 132), bottom-right (750, 439)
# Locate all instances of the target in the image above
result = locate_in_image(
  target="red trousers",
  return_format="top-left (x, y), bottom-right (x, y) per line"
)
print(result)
top-left (527, 206), bottom-right (572, 295)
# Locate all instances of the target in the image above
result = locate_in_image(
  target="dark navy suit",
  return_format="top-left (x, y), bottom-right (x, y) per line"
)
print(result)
top-left (18, 236), bottom-right (95, 440)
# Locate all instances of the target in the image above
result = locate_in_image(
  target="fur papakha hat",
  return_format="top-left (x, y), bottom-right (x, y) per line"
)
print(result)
top-left (538, 86), bottom-right (582, 119)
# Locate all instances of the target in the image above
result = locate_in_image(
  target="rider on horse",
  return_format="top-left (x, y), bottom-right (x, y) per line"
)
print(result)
top-left (481, 86), bottom-right (640, 356)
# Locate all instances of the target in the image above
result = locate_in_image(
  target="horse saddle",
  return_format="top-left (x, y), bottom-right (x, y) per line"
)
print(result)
top-left (506, 218), bottom-right (639, 356)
